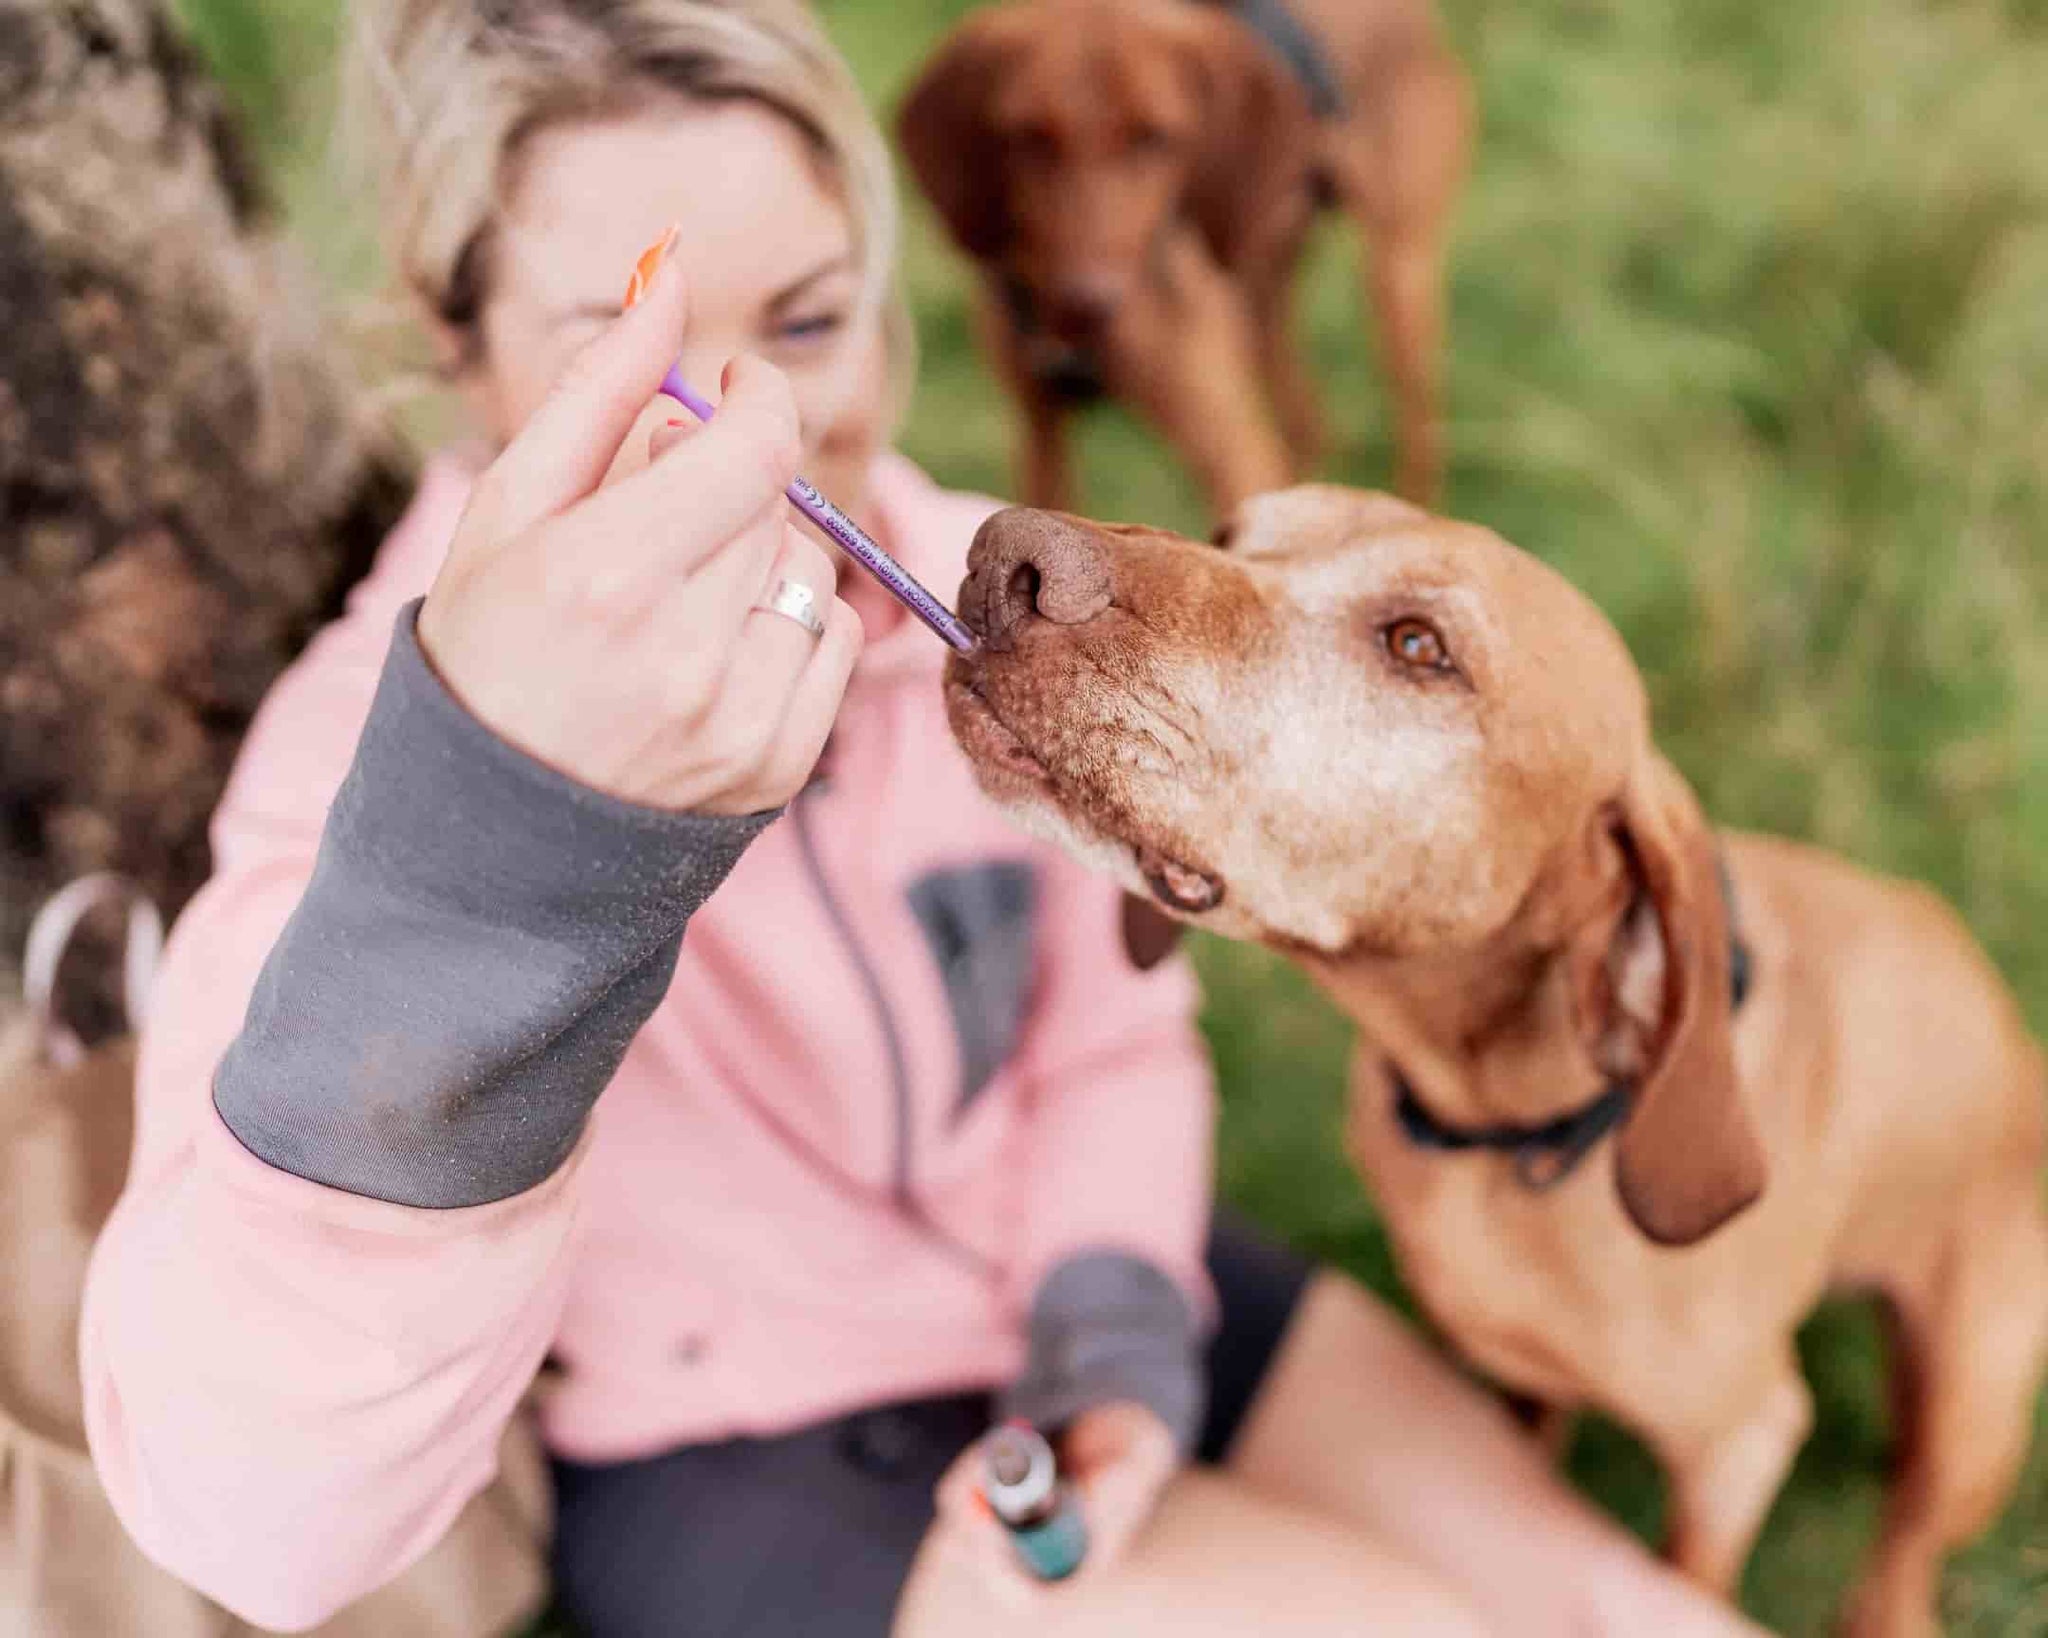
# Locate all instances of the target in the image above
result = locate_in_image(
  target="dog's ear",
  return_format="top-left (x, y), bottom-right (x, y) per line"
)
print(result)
top-left (1178, 11), bottom-right (1315, 272)
top-left (897, 17), bottom-right (1022, 261)
top-left (1573, 754), bottom-right (1765, 1247)
top-left (1121, 892), bottom-right (1185, 971)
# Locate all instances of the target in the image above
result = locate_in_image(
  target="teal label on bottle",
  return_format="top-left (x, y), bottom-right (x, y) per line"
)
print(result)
top-left (1008, 1496), bottom-right (1089, 1582)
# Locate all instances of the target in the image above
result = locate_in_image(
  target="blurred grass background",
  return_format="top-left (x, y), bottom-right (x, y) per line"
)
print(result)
top-left (170, 0), bottom-right (2048, 1629)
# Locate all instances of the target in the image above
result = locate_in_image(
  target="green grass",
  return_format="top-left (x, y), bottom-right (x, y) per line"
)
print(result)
top-left (174, 0), bottom-right (2048, 1629)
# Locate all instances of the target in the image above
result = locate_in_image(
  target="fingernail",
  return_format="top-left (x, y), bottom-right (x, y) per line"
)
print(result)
top-left (621, 224), bottom-right (680, 312)
top-left (665, 418), bottom-right (692, 430)
top-left (719, 358), bottom-right (736, 393)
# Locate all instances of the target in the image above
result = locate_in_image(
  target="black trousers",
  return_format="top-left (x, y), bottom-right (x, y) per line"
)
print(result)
top-left (550, 1210), bottom-right (1314, 1638)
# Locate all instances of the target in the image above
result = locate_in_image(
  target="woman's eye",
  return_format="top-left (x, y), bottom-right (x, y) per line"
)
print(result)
top-left (1129, 124), bottom-right (1173, 154)
top-left (777, 312), bottom-right (845, 344)
top-left (1384, 617), bottom-right (1452, 673)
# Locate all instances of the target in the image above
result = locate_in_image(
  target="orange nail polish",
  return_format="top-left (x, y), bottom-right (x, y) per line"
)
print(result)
top-left (621, 225), bottom-right (680, 312)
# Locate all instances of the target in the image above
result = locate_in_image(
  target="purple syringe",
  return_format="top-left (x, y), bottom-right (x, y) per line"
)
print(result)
top-left (659, 366), bottom-right (978, 654)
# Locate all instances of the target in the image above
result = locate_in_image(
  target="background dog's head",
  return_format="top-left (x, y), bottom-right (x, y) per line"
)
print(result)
top-left (897, 0), bottom-right (1314, 338)
top-left (946, 488), bottom-right (1765, 1245)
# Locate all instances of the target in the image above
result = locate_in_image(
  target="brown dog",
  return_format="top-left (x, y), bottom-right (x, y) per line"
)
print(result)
top-left (897, 0), bottom-right (1469, 513)
top-left (943, 490), bottom-right (2048, 1638)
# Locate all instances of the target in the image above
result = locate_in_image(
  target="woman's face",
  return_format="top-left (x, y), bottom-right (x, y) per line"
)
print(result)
top-left (474, 95), bottom-right (883, 505)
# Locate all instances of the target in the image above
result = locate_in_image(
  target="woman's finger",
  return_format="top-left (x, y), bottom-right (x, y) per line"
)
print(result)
top-left (569, 398), bottom-right (712, 606)
top-left (934, 1444), bottom-right (985, 1524)
top-left (601, 396), bottom-right (696, 490)
top-left (691, 592), bottom-right (860, 817)
top-left (641, 515), bottom-right (824, 722)
top-left (479, 225), bottom-right (690, 541)
top-left (932, 1436), bottom-right (1073, 1613)
top-left (1073, 1456), bottom-right (1160, 1577)
top-left (970, 1516), bottom-right (1044, 1614)
top-left (572, 353), bottom-right (802, 588)
top-left (678, 526), bottom-right (835, 754)
top-left (926, 1511), bottom-right (1038, 1616)
top-left (725, 522), bottom-right (837, 673)
top-left (645, 411), bottom-right (703, 465)
top-left (732, 595), bottom-right (862, 812)
top-left (1052, 1406), bottom-right (1176, 1583)
top-left (641, 520), bottom-right (827, 777)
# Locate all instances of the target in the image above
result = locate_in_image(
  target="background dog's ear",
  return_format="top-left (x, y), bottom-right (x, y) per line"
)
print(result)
top-left (1179, 11), bottom-right (1316, 272)
top-left (896, 17), bottom-right (1020, 261)
top-left (1121, 892), bottom-right (1185, 971)
top-left (1575, 755), bottom-right (1766, 1246)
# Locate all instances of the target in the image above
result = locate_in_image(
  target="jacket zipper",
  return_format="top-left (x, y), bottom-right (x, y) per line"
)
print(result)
top-left (790, 782), bottom-right (915, 1208)
top-left (791, 778), bottom-right (995, 1278)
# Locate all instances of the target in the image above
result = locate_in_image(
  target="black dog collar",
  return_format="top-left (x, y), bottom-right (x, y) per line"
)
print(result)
top-left (1203, 0), bottom-right (1346, 120)
top-left (1392, 861), bottom-right (1755, 1192)
top-left (1394, 1068), bottom-right (1632, 1192)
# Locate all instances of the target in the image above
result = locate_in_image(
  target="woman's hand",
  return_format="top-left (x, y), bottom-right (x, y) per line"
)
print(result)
top-left (417, 241), bottom-right (859, 815)
top-left (933, 1402), bottom-right (1179, 1608)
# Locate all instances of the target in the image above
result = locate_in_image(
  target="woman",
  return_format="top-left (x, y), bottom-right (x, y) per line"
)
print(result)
top-left (81, 4), bottom-right (1765, 1635)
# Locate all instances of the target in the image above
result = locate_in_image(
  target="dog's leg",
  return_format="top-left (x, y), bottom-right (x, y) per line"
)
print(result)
top-left (1110, 234), bottom-right (1292, 516)
top-left (1019, 395), bottom-right (1075, 513)
top-left (1332, 63), bottom-right (1469, 507)
top-left (973, 281), bottom-right (1076, 511)
top-left (1361, 226), bottom-right (1447, 508)
top-left (1249, 264), bottom-right (1324, 479)
top-left (1843, 1198), bottom-right (2048, 1638)
top-left (1659, 1349), bottom-right (1814, 1598)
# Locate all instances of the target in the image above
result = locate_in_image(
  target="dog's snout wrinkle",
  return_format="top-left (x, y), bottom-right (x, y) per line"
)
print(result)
top-left (1071, 646), bottom-right (1195, 764)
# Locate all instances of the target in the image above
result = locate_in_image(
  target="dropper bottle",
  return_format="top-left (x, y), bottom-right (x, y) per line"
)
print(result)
top-left (982, 1420), bottom-right (1089, 1581)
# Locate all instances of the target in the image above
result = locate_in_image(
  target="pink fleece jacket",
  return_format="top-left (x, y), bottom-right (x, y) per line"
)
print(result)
top-left (79, 451), bottom-right (1214, 1631)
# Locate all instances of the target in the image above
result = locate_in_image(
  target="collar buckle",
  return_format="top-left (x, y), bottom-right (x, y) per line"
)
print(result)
top-left (1509, 1083), bottom-right (1632, 1191)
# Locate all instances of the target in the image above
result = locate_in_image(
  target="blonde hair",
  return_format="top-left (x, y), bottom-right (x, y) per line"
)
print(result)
top-left (346, 0), bottom-right (913, 417)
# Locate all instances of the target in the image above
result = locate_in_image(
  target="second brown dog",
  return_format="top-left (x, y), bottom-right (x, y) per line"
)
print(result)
top-left (897, 0), bottom-right (1469, 514)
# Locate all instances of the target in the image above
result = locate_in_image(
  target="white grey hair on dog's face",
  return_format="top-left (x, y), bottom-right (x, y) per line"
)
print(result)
top-left (946, 486), bottom-right (1650, 959)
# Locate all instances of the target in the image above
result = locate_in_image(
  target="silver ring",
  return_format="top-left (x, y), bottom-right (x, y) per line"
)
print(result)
top-left (753, 576), bottom-right (825, 640)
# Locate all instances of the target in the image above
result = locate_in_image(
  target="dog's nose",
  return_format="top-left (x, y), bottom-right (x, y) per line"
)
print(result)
top-left (1049, 272), bottom-right (1125, 330)
top-left (964, 507), bottom-right (1114, 650)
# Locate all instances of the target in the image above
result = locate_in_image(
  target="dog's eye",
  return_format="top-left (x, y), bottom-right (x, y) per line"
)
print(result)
top-left (1209, 520), bottom-right (1237, 551)
top-left (1384, 617), bottom-right (1452, 673)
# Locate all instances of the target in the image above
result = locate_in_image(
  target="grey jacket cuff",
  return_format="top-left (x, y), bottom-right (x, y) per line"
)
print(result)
top-left (998, 1251), bottom-right (1205, 1457)
top-left (214, 600), bottom-right (777, 1208)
